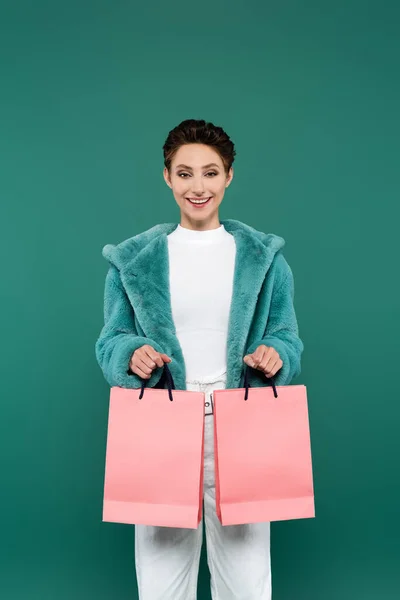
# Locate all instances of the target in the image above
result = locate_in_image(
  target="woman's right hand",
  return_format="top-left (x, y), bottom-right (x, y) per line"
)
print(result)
top-left (129, 344), bottom-right (172, 379)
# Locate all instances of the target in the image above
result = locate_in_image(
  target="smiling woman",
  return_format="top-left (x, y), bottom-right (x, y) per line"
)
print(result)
top-left (95, 118), bottom-right (304, 600)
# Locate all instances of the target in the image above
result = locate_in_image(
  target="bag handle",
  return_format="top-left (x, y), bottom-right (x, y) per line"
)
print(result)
top-left (138, 362), bottom-right (176, 401)
top-left (138, 363), bottom-right (278, 401)
top-left (242, 364), bottom-right (278, 400)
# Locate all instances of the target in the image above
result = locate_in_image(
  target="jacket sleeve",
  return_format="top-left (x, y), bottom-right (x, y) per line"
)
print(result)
top-left (95, 264), bottom-right (165, 389)
top-left (245, 258), bottom-right (304, 386)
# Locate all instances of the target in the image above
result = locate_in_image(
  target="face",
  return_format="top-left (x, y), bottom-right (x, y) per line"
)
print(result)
top-left (163, 143), bottom-right (233, 230)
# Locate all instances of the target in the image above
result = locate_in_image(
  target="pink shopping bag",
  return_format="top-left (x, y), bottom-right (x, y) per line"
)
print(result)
top-left (102, 364), bottom-right (205, 529)
top-left (213, 366), bottom-right (315, 526)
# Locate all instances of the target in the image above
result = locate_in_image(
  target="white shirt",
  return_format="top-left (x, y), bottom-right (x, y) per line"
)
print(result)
top-left (167, 223), bottom-right (236, 382)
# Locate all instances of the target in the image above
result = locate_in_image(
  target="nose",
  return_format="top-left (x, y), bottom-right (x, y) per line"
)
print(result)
top-left (190, 175), bottom-right (207, 195)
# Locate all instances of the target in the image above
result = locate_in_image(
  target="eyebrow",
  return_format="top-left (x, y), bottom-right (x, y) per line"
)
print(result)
top-left (175, 163), bottom-right (220, 170)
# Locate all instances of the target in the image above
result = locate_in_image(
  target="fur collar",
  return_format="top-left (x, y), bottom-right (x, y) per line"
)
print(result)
top-left (102, 219), bottom-right (285, 271)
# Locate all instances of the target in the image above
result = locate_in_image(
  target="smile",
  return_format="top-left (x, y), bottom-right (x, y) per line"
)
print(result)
top-left (186, 197), bottom-right (212, 206)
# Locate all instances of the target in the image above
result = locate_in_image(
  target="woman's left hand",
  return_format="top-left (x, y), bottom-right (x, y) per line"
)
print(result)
top-left (243, 345), bottom-right (283, 378)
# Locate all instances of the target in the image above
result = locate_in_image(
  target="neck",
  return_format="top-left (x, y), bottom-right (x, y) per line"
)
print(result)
top-left (179, 215), bottom-right (221, 231)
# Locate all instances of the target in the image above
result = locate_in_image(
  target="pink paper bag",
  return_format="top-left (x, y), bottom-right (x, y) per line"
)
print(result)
top-left (103, 386), bottom-right (205, 529)
top-left (213, 379), bottom-right (315, 526)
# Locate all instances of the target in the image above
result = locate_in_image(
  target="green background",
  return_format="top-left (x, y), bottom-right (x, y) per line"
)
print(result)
top-left (1, 1), bottom-right (399, 598)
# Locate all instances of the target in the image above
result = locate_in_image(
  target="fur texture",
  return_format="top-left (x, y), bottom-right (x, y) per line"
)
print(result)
top-left (95, 219), bottom-right (304, 390)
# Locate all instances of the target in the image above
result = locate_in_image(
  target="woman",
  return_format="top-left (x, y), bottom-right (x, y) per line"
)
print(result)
top-left (95, 119), bottom-right (304, 599)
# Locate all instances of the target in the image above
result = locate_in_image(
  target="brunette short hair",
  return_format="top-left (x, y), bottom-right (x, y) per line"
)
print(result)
top-left (163, 119), bottom-right (236, 175)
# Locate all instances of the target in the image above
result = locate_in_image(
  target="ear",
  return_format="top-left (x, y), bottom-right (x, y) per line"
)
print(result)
top-left (163, 167), bottom-right (172, 189)
top-left (226, 166), bottom-right (234, 187)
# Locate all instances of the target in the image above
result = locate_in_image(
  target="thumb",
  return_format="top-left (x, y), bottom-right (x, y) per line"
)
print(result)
top-left (161, 353), bottom-right (172, 362)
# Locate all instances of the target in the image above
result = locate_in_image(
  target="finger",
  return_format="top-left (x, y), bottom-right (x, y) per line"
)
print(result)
top-left (264, 358), bottom-right (283, 377)
top-left (144, 348), bottom-right (169, 368)
top-left (251, 346), bottom-right (268, 368)
top-left (138, 348), bottom-right (160, 369)
top-left (258, 347), bottom-right (276, 371)
top-left (129, 362), bottom-right (152, 379)
top-left (260, 351), bottom-right (280, 375)
top-left (160, 353), bottom-right (172, 363)
top-left (139, 346), bottom-right (159, 367)
top-left (133, 354), bottom-right (156, 375)
top-left (263, 358), bottom-right (279, 377)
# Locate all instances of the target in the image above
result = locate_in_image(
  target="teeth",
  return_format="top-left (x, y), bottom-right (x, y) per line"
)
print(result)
top-left (188, 197), bottom-right (210, 204)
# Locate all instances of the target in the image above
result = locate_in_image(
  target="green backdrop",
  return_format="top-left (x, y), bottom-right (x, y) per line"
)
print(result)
top-left (1, 1), bottom-right (399, 598)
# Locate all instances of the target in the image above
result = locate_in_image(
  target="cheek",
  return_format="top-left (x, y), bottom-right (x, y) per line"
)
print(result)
top-left (214, 183), bottom-right (226, 197)
top-left (171, 182), bottom-right (186, 196)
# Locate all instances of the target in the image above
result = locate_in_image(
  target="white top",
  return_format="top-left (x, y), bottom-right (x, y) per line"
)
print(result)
top-left (167, 223), bottom-right (236, 382)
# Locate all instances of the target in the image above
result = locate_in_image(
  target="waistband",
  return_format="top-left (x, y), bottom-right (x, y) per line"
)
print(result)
top-left (186, 370), bottom-right (227, 416)
top-left (185, 369), bottom-right (227, 386)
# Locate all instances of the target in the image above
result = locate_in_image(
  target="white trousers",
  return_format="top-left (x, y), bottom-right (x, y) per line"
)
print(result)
top-left (135, 371), bottom-right (272, 600)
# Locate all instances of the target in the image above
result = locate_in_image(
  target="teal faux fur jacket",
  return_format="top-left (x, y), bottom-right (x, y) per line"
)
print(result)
top-left (95, 219), bottom-right (304, 390)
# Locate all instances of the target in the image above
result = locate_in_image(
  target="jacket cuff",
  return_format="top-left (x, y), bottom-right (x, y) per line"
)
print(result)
top-left (245, 337), bottom-right (296, 387)
top-left (109, 335), bottom-right (166, 389)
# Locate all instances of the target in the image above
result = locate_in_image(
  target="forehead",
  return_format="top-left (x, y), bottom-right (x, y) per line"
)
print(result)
top-left (172, 144), bottom-right (223, 168)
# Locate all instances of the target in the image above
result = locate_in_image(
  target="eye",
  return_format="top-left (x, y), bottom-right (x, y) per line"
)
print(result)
top-left (178, 171), bottom-right (218, 178)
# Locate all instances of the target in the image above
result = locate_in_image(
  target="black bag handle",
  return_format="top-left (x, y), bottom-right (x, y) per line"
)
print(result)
top-left (242, 364), bottom-right (278, 400)
top-left (138, 363), bottom-right (278, 401)
top-left (138, 362), bottom-right (176, 401)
